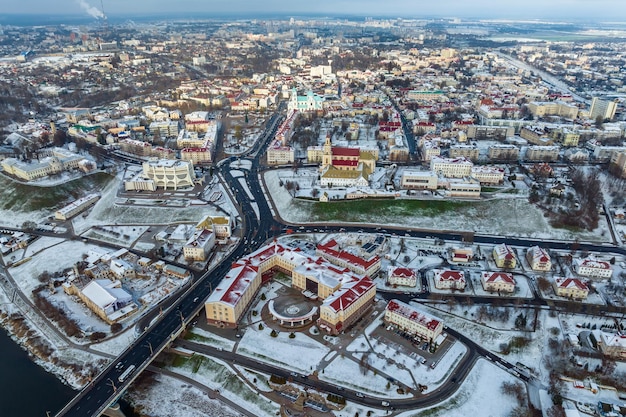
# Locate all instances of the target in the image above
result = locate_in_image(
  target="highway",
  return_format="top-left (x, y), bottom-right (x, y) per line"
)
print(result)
top-left (55, 104), bottom-right (625, 416)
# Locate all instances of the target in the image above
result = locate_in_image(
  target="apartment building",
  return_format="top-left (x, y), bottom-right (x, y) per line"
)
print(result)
top-left (609, 152), bottom-right (626, 178)
top-left (488, 144), bottom-right (520, 161)
top-left (384, 299), bottom-right (444, 342)
top-left (430, 156), bottom-right (473, 178)
top-left (525, 146), bottom-right (560, 162)
top-left (590, 97), bottom-right (618, 121)
top-left (527, 101), bottom-right (579, 119)
top-left (449, 144), bottom-right (479, 161)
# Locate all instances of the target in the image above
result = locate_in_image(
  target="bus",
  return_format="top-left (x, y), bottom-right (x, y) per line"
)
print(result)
top-left (118, 364), bottom-right (136, 383)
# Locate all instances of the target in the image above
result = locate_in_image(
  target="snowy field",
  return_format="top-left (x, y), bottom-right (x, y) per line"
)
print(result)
top-left (10, 240), bottom-right (103, 294)
top-left (72, 175), bottom-right (222, 235)
top-left (397, 359), bottom-right (525, 417)
top-left (126, 373), bottom-right (243, 417)
top-left (236, 326), bottom-right (330, 374)
top-left (264, 169), bottom-right (611, 242)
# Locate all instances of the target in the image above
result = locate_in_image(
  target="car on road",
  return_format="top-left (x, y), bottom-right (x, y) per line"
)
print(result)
top-left (381, 401), bottom-right (390, 407)
top-left (355, 392), bottom-right (365, 398)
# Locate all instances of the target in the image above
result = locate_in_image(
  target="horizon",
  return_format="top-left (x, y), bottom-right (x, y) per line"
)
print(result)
top-left (1, 0), bottom-right (626, 23)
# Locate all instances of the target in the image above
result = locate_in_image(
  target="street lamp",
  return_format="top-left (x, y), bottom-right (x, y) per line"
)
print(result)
top-left (107, 378), bottom-right (117, 393)
top-left (145, 342), bottom-right (153, 356)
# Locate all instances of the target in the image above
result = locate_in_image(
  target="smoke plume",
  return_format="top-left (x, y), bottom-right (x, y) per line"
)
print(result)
top-left (75, 0), bottom-right (105, 19)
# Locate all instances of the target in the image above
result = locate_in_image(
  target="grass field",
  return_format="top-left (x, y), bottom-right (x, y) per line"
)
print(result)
top-left (310, 198), bottom-right (466, 222)
top-left (0, 172), bottom-right (113, 212)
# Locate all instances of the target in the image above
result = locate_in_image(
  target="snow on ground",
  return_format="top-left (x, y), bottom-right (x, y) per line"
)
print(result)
top-left (72, 175), bottom-right (220, 235)
top-left (321, 355), bottom-right (410, 398)
top-left (236, 326), bottom-right (330, 374)
top-left (126, 373), bottom-right (242, 417)
top-left (264, 169), bottom-right (611, 242)
top-left (397, 359), bottom-right (524, 417)
top-left (167, 354), bottom-right (280, 417)
top-left (82, 225), bottom-right (149, 246)
top-left (23, 236), bottom-right (65, 257)
top-left (185, 326), bottom-right (237, 351)
top-left (10, 240), bottom-right (102, 294)
top-left (90, 326), bottom-right (138, 356)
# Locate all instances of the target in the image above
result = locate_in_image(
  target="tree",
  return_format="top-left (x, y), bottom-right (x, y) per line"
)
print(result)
top-left (595, 115), bottom-right (604, 129)
top-left (53, 130), bottom-right (67, 147)
top-left (111, 323), bottom-right (123, 333)
top-left (537, 276), bottom-right (551, 292)
top-left (515, 313), bottom-right (527, 329)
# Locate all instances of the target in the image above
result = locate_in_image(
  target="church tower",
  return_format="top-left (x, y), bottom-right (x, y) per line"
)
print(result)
top-left (322, 133), bottom-right (332, 168)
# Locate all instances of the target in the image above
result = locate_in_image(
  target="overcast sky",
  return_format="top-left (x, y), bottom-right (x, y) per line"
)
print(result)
top-left (3, 0), bottom-right (626, 21)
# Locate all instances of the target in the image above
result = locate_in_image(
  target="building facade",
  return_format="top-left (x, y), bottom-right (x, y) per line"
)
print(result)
top-left (384, 299), bottom-right (444, 342)
top-left (481, 271), bottom-right (515, 293)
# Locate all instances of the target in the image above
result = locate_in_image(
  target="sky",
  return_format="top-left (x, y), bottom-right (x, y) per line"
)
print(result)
top-left (2, 0), bottom-right (626, 21)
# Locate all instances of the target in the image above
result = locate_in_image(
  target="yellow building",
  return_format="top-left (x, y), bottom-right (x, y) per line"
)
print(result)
top-left (384, 299), bottom-right (443, 342)
top-left (205, 242), bottom-right (377, 333)
top-left (481, 271), bottom-right (515, 293)
top-left (526, 246), bottom-right (552, 272)
top-left (493, 243), bottom-right (516, 269)
top-left (553, 277), bottom-right (588, 299)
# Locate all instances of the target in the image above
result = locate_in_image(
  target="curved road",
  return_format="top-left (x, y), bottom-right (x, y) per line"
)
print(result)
top-left (56, 106), bottom-right (624, 416)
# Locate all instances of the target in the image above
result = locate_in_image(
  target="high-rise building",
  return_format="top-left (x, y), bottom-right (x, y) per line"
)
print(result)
top-left (589, 97), bottom-right (618, 121)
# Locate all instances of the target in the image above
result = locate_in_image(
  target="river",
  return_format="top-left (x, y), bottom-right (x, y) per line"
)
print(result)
top-left (0, 328), bottom-right (75, 417)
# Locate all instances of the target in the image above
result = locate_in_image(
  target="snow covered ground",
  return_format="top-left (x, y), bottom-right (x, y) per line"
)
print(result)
top-left (264, 168), bottom-right (612, 242)
top-left (126, 373), bottom-right (243, 417)
top-left (396, 359), bottom-right (525, 417)
top-left (236, 326), bottom-right (330, 374)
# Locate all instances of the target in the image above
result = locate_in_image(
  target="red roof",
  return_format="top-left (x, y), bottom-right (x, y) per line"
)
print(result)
top-left (386, 300), bottom-right (441, 331)
top-left (317, 241), bottom-right (380, 272)
top-left (326, 276), bottom-right (374, 313)
top-left (332, 159), bottom-right (359, 167)
top-left (482, 271), bottom-right (515, 284)
top-left (332, 147), bottom-right (360, 157)
top-left (391, 267), bottom-right (415, 278)
top-left (435, 269), bottom-right (465, 282)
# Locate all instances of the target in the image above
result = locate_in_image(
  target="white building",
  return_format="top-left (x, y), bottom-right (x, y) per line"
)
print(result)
top-left (400, 170), bottom-right (438, 190)
top-left (54, 194), bottom-right (100, 220)
top-left (388, 267), bottom-right (418, 288)
top-left (526, 246), bottom-right (552, 272)
top-left (140, 158), bottom-right (195, 190)
top-left (430, 156), bottom-right (473, 178)
top-left (183, 229), bottom-right (216, 261)
top-left (433, 268), bottom-right (466, 290)
top-left (574, 258), bottom-right (613, 279)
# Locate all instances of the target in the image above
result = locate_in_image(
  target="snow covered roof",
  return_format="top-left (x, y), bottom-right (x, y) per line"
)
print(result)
top-left (482, 271), bottom-right (515, 284)
top-left (554, 277), bottom-right (588, 290)
top-left (434, 268), bottom-right (465, 283)
top-left (323, 276), bottom-right (375, 314)
top-left (81, 279), bottom-right (130, 309)
top-left (386, 299), bottom-right (442, 331)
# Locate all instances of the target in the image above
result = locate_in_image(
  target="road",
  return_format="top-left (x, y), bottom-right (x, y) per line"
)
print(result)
top-left (55, 102), bottom-right (625, 416)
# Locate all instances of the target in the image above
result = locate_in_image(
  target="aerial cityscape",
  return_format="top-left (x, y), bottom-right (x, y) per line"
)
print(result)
top-left (1, 1), bottom-right (626, 417)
